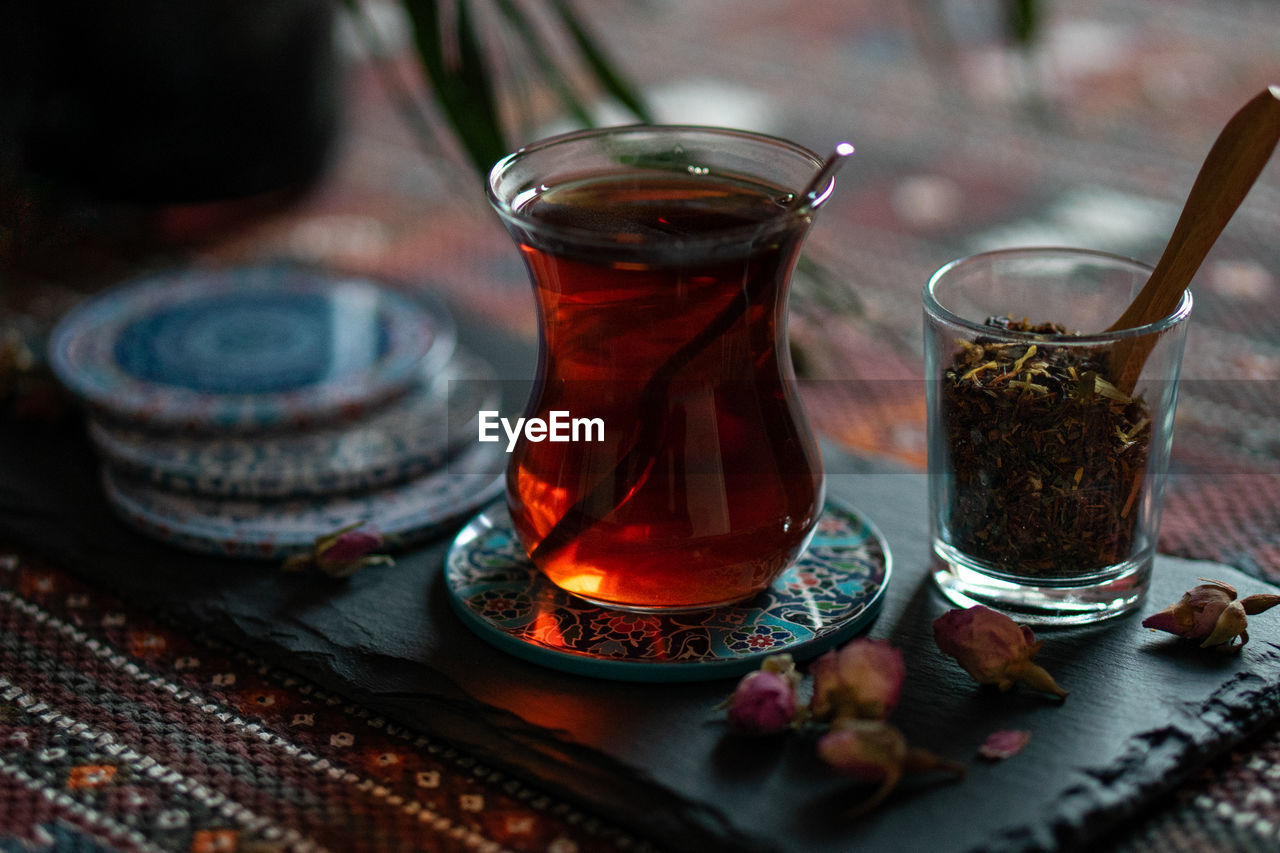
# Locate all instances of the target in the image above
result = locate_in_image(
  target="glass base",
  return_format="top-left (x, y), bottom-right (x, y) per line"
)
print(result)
top-left (931, 540), bottom-right (1150, 626)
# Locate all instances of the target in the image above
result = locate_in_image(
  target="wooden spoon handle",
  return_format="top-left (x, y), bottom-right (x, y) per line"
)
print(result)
top-left (1107, 86), bottom-right (1280, 393)
top-left (1109, 86), bottom-right (1280, 334)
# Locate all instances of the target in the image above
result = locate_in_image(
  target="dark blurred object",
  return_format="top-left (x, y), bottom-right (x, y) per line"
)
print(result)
top-left (1, 0), bottom-right (339, 205)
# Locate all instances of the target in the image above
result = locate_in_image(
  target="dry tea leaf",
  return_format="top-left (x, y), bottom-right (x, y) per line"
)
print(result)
top-left (941, 317), bottom-right (1152, 577)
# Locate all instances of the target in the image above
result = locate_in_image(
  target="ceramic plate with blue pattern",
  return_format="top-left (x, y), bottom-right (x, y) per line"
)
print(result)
top-left (49, 265), bottom-right (455, 432)
top-left (102, 441), bottom-right (505, 559)
top-left (444, 500), bottom-right (891, 682)
top-left (87, 349), bottom-right (499, 498)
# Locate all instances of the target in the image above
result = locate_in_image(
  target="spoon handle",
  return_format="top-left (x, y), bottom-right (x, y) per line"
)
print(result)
top-left (1110, 86), bottom-right (1280, 334)
top-left (1107, 86), bottom-right (1280, 390)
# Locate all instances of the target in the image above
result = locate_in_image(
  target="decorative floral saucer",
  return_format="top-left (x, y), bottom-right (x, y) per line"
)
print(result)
top-left (103, 441), bottom-right (505, 559)
top-left (49, 265), bottom-right (455, 432)
top-left (444, 500), bottom-right (891, 682)
top-left (88, 349), bottom-right (498, 498)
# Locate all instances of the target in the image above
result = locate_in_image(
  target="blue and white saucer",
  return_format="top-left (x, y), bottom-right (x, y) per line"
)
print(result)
top-left (87, 349), bottom-right (499, 498)
top-left (444, 500), bottom-right (891, 682)
top-left (103, 441), bottom-right (505, 559)
top-left (49, 265), bottom-right (455, 432)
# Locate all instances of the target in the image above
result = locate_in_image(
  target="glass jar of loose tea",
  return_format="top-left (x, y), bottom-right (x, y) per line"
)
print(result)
top-left (924, 248), bottom-right (1191, 624)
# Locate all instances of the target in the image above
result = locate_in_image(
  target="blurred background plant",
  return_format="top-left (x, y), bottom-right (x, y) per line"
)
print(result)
top-left (345, 0), bottom-right (653, 176)
top-left (909, 0), bottom-right (1047, 114)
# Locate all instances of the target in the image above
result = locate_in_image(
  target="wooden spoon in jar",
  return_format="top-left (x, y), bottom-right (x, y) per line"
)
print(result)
top-left (1108, 85), bottom-right (1280, 392)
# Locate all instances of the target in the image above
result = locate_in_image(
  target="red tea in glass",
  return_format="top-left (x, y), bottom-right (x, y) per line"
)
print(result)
top-left (487, 126), bottom-right (829, 611)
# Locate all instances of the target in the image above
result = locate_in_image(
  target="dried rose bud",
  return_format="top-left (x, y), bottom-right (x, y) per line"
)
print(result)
top-left (933, 606), bottom-right (1068, 699)
top-left (810, 638), bottom-right (905, 723)
top-left (724, 654), bottom-right (800, 735)
top-left (1142, 578), bottom-right (1280, 649)
top-left (282, 523), bottom-right (394, 578)
top-left (978, 729), bottom-right (1031, 761)
top-left (818, 719), bottom-right (964, 816)
top-left (1142, 579), bottom-right (1234, 638)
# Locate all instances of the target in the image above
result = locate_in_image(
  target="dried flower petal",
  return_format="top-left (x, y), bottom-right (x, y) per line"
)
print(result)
top-left (282, 522), bottom-right (393, 578)
top-left (978, 729), bottom-right (1031, 760)
top-left (1200, 600), bottom-right (1248, 649)
top-left (933, 606), bottom-right (1068, 699)
top-left (1241, 594), bottom-right (1280, 615)
top-left (1183, 581), bottom-right (1236, 637)
top-left (1141, 578), bottom-right (1278, 649)
top-left (818, 719), bottom-right (905, 781)
top-left (818, 720), bottom-right (964, 816)
top-left (1139, 606), bottom-right (1186, 636)
top-left (810, 638), bottom-right (905, 723)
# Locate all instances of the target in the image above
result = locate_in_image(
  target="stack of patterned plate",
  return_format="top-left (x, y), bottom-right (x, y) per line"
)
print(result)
top-left (48, 265), bottom-right (504, 560)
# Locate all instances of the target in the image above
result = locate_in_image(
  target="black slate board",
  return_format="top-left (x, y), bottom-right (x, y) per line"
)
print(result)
top-left (3, 306), bottom-right (1280, 853)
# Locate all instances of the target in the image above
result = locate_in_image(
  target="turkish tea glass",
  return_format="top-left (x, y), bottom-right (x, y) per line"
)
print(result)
top-left (487, 125), bottom-right (828, 612)
top-left (925, 247), bottom-right (1192, 624)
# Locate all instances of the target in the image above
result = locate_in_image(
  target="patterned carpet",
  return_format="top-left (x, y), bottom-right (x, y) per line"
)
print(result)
top-left (0, 547), bottom-right (647, 853)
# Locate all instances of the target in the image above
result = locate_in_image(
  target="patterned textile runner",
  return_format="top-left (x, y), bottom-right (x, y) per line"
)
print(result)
top-left (0, 547), bottom-right (647, 853)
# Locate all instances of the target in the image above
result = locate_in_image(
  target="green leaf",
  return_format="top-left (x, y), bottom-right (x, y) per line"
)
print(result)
top-left (549, 0), bottom-right (653, 123)
top-left (1004, 0), bottom-right (1039, 48)
top-left (490, 0), bottom-right (594, 129)
top-left (347, 0), bottom-right (654, 176)
top-left (402, 0), bottom-right (509, 174)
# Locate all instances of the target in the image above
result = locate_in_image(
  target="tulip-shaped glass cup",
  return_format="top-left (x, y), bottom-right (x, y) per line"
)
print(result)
top-left (488, 126), bottom-right (829, 612)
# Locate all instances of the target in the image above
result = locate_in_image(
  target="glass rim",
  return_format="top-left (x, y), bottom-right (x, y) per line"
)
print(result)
top-left (924, 246), bottom-right (1194, 343)
top-left (485, 124), bottom-right (828, 250)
